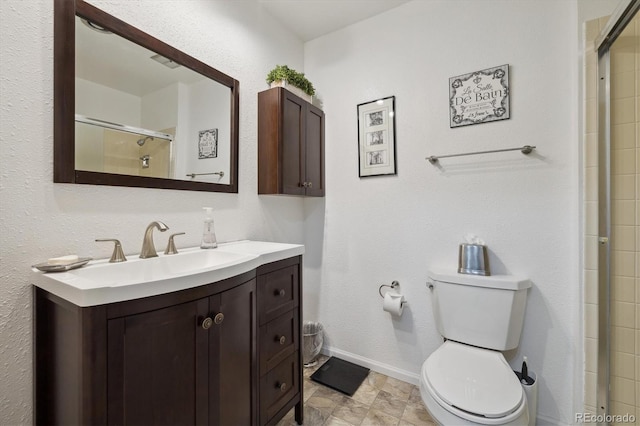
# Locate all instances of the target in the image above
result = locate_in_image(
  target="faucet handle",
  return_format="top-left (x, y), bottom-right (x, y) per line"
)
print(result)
top-left (164, 232), bottom-right (185, 255)
top-left (95, 239), bottom-right (127, 263)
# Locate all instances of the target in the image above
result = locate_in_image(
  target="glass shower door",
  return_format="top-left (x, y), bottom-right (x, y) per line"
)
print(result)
top-left (597, 2), bottom-right (639, 422)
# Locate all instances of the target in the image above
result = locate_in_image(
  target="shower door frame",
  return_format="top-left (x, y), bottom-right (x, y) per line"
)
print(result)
top-left (595, 0), bottom-right (639, 420)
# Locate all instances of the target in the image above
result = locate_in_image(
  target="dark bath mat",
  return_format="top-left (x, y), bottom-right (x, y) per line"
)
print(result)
top-left (310, 357), bottom-right (370, 396)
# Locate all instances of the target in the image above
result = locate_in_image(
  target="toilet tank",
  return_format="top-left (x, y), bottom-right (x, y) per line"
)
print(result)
top-left (427, 270), bottom-right (531, 351)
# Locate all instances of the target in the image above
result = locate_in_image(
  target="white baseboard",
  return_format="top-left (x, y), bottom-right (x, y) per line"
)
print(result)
top-left (534, 414), bottom-right (561, 425)
top-left (320, 345), bottom-right (421, 386)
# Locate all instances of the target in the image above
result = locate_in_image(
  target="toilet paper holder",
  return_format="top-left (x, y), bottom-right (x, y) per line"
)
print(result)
top-left (378, 281), bottom-right (406, 306)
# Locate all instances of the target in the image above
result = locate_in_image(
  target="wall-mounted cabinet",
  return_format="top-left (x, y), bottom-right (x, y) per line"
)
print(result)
top-left (258, 87), bottom-right (325, 197)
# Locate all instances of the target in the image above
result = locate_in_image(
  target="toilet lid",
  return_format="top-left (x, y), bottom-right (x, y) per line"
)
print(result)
top-left (424, 341), bottom-right (523, 418)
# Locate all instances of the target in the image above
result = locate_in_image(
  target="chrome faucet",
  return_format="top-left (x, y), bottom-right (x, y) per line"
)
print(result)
top-left (140, 221), bottom-right (169, 258)
top-left (95, 238), bottom-right (127, 263)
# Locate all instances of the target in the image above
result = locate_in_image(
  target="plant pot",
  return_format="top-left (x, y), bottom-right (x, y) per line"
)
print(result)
top-left (270, 80), bottom-right (313, 103)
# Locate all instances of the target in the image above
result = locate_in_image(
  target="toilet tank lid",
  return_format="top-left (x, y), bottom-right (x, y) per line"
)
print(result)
top-left (428, 270), bottom-right (531, 290)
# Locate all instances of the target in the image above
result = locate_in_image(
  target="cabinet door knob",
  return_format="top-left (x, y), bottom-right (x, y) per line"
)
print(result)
top-left (276, 335), bottom-right (286, 345)
top-left (307, 182), bottom-right (313, 188)
top-left (214, 313), bottom-right (224, 325)
top-left (276, 382), bottom-right (287, 392)
top-left (274, 289), bottom-right (286, 297)
top-left (201, 317), bottom-right (213, 330)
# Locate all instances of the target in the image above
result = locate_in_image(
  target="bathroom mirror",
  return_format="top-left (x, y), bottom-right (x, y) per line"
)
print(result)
top-left (54, 0), bottom-right (239, 192)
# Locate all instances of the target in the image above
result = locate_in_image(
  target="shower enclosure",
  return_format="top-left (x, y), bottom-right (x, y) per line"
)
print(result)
top-left (75, 115), bottom-right (175, 179)
top-left (593, 0), bottom-right (639, 422)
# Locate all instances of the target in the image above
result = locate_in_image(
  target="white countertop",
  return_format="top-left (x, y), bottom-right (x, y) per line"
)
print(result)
top-left (32, 240), bottom-right (304, 307)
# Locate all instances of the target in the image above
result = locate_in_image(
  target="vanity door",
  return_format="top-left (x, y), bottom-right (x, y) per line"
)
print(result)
top-left (107, 298), bottom-right (211, 425)
top-left (208, 278), bottom-right (257, 426)
top-left (106, 278), bottom-right (257, 426)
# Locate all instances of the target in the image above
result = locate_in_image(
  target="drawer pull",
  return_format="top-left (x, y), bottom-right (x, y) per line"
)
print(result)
top-left (201, 317), bottom-right (213, 330)
top-left (214, 313), bottom-right (225, 325)
top-left (276, 335), bottom-right (286, 345)
top-left (274, 289), bottom-right (286, 297)
top-left (276, 382), bottom-right (287, 392)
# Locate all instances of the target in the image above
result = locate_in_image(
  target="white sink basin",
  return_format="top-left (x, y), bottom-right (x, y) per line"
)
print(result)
top-left (32, 240), bottom-right (304, 306)
top-left (73, 249), bottom-right (256, 288)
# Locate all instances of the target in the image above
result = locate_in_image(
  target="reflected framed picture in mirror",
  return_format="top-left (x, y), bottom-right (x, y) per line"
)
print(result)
top-left (198, 129), bottom-right (218, 159)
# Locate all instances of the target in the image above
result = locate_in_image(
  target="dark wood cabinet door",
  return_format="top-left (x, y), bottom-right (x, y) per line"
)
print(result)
top-left (281, 90), bottom-right (306, 196)
top-left (209, 279), bottom-right (257, 426)
top-left (107, 298), bottom-right (210, 425)
top-left (304, 103), bottom-right (325, 197)
top-left (258, 87), bottom-right (325, 197)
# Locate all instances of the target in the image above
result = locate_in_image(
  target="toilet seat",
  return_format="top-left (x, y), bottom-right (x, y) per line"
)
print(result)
top-left (421, 375), bottom-right (528, 425)
top-left (423, 341), bottom-right (524, 421)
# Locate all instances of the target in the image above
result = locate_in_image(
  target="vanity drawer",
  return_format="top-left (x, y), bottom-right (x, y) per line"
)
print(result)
top-left (260, 310), bottom-right (299, 375)
top-left (258, 265), bottom-right (299, 325)
top-left (260, 352), bottom-right (299, 423)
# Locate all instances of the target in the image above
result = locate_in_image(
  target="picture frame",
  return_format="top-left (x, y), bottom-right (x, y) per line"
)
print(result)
top-left (357, 96), bottom-right (396, 177)
top-left (449, 64), bottom-right (510, 128)
top-left (198, 128), bottom-right (218, 159)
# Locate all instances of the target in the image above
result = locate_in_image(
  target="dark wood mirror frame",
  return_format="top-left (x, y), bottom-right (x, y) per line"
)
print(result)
top-left (54, 0), bottom-right (240, 193)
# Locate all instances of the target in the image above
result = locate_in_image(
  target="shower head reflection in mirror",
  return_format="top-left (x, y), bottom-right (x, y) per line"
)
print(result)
top-left (137, 136), bottom-right (154, 147)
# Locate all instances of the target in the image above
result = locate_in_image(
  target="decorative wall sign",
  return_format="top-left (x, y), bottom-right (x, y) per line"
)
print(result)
top-left (357, 96), bottom-right (396, 177)
top-left (449, 64), bottom-right (509, 128)
top-left (198, 128), bottom-right (218, 159)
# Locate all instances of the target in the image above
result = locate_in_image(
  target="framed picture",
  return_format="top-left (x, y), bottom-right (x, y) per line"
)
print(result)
top-left (449, 64), bottom-right (509, 128)
top-left (198, 128), bottom-right (218, 159)
top-left (357, 96), bottom-right (396, 177)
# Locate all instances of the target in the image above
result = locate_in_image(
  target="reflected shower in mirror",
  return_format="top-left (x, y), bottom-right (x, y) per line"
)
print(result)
top-left (75, 116), bottom-right (175, 179)
top-left (54, 0), bottom-right (239, 192)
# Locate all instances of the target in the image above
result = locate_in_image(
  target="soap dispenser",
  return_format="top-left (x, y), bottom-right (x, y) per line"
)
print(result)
top-left (200, 207), bottom-right (218, 249)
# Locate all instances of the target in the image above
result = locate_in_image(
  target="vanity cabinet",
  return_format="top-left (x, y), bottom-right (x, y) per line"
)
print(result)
top-left (34, 256), bottom-right (303, 426)
top-left (258, 87), bottom-right (325, 197)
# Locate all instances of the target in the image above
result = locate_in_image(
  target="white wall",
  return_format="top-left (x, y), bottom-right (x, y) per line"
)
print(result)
top-left (175, 81), bottom-right (191, 182)
top-left (141, 82), bottom-right (179, 131)
top-left (183, 79), bottom-right (232, 184)
top-left (303, 1), bottom-right (580, 424)
top-left (76, 77), bottom-right (142, 126)
top-left (0, 1), bottom-right (304, 424)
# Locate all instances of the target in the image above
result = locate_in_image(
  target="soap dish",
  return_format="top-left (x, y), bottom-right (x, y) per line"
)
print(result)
top-left (33, 257), bottom-right (92, 273)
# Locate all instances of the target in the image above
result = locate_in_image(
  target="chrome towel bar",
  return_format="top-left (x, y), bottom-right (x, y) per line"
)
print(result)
top-left (426, 145), bottom-right (536, 164)
top-left (186, 171), bottom-right (225, 178)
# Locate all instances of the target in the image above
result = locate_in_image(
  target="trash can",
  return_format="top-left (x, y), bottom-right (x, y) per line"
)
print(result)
top-left (302, 321), bottom-right (323, 367)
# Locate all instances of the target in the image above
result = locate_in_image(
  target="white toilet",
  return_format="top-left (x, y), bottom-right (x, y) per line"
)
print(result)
top-left (420, 270), bottom-right (532, 426)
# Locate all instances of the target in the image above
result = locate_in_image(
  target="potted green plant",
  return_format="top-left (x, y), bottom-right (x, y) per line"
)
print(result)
top-left (266, 65), bottom-right (315, 102)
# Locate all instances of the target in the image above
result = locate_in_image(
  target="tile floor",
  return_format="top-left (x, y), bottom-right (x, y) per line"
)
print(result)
top-left (277, 355), bottom-right (437, 426)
